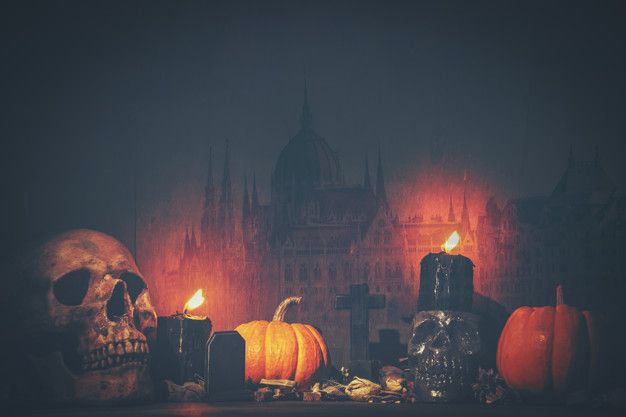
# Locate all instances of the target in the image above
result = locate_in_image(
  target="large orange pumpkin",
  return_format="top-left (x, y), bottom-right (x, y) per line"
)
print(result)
top-left (496, 285), bottom-right (606, 395)
top-left (235, 296), bottom-right (329, 387)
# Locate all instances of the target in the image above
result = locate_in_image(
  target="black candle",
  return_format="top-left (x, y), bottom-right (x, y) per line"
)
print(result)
top-left (411, 232), bottom-right (479, 403)
top-left (154, 290), bottom-right (212, 385)
top-left (418, 234), bottom-right (474, 312)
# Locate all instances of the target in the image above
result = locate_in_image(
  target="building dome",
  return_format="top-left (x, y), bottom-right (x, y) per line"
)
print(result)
top-left (272, 88), bottom-right (344, 192)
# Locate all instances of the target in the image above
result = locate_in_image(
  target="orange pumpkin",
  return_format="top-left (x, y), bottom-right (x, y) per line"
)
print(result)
top-left (235, 296), bottom-right (329, 388)
top-left (496, 285), bottom-right (606, 395)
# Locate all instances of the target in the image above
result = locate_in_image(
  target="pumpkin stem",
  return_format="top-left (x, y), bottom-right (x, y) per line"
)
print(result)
top-left (556, 284), bottom-right (564, 306)
top-left (272, 296), bottom-right (302, 321)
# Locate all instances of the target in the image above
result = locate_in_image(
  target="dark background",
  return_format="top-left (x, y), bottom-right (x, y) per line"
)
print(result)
top-left (2, 0), bottom-right (626, 255)
top-left (1, 1), bottom-right (625, 408)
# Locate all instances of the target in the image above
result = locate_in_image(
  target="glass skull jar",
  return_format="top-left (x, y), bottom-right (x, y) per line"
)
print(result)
top-left (408, 310), bottom-right (481, 402)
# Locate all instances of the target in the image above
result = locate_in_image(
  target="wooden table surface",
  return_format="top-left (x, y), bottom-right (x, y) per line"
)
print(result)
top-left (19, 402), bottom-right (623, 417)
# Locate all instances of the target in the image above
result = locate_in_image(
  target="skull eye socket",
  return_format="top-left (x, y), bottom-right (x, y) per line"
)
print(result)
top-left (119, 272), bottom-right (146, 304)
top-left (448, 320), bottom-right (466, 339)
top-left (53, 269), bottom-right (91, 306)
top-left (448, 319), bottom-right (479, 352)
top-left (413, 318), bottom-right (438, 342)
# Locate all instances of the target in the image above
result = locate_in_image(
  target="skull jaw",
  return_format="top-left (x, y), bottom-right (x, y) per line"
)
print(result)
top-left (409, 310), bottom-right (482, 403)
top-left (29, 352), bottom-right (153, 405)
top-left (416, 384), bottom-right (461, 402)
top-left (414, 358), bottom-right (472, 402)
top-left (415, 372), bottom-right (469, 402)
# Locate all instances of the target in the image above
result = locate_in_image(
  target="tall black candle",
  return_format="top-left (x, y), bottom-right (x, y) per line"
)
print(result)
top-left (154, 290), bottom-right (212, 385)
top-left (418, 250), bottom-right (474, 311)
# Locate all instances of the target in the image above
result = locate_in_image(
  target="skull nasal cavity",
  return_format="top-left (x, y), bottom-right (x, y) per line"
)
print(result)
top-left (431, 331), bottom-right (451, 350)
top-left (106, 281), bottom-right (128, 322)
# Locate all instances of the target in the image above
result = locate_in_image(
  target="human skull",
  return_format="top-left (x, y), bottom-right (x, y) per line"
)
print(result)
top-left (408, 310), bottom-right (481, 402)
top-left (17, 229), bottom-right (157, 404)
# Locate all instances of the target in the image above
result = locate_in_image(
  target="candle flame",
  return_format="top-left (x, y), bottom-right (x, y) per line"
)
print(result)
top-left (183, 289), bottom-right (204, 313)
top-left (442, 231), bottom-right (460, 253)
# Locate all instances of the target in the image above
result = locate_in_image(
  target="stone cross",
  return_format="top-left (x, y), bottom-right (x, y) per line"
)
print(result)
top-left (335, 284), bottom-right (386, 361)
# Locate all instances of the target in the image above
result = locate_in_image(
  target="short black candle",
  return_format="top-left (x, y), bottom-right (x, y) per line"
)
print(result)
top-left (155, 313), bottom-right (212, 385)
top-left (418, 252), bottom-right (474, 311)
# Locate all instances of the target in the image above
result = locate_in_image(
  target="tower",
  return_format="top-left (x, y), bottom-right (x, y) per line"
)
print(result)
top-left (447, 195), bottom-right (456, 223)
top-left (376, 146), bottom-right (388, 208)
top-left (461, 182), bottom-right (471, 234)
top-left (363, 154), bottom-right (372, 190)
top-left (200, 145), bottom-right (216, 249)
top-left (251, 172), bottom-right (260, 216)
top-left (218, 140), bottom-right (234, 247)
top-left (300, 80), bottom-right (313, 130)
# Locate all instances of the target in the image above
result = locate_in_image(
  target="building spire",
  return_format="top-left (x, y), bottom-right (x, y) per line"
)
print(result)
top-left (461, 179), bottom-right (471, 233)
top-left (376, 145), bottom-right (388, 207)
top-left (363, 154), bottom-right (372, 190)
top-left (251, 171), bottom-right (260, 213)
top-left (299, 79), bottom-right (313, 130)
top-left (218, 139), bottom-right (234, 243)
top-left (190, 227), bottom-right (197, 251)
top-left (201, 144), bottom-right (216, 248)
top-left (447, 194), bottom-right (456, 223)
top-left (205, 145), bottom-right (214, 205)
top-left (184, 227), bottom-right (191, 259)
top-left (219, 139), bottom-right (232, 207)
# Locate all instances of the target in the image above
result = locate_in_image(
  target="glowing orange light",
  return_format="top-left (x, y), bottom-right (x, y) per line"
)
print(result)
top-left (442, 231), bottom-right (461, 253)
top-left (183, 289), bottom-right (205, 314)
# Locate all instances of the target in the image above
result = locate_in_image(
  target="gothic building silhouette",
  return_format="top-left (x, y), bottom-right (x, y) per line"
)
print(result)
top-left (476, 147), bottom-right (625, 312)
top-left (175, 86), bottom-right (476, 364)
top-left (168, 87), bottom-right (624, 366)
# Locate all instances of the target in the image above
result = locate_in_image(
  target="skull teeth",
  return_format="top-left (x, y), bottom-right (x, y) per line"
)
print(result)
top-left (79, 339), bottom-right (148, 372)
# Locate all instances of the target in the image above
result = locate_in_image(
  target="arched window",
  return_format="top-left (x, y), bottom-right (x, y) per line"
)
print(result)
top-left (375, 262), bottom-right (382, 279)
top-left (343, 262), bottom-right (351, 280)
top-left (385, 262), bottom-right (392, 278)
top-left (329, 262), bottom-right (337, 281)
top-left (299, 263), bottom-right (308, 281)
top-left (394, 262), bottom-right (403, 279)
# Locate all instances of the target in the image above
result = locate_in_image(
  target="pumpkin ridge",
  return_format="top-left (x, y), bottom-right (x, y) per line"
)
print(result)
top-left (265, 321), bottom-right (298, 380)
top-left (250, 321), bottom-right (269, 383)
top-left (553, 305), bottom-right (585, 393)
top-left (581, 311), bottom-right (594, 387)
top-left (304, 324), bottom-right (329, 367)
top-left (292, 323), bottom-right (320, 387)
top-left (498, 306), bottom-right (533, 387)
top-left (514, 307), bottom-right (553, 391)
top-left (540, 307), bottom-right (556, 392)
top-left (547, 307), bottom-right (557, 391)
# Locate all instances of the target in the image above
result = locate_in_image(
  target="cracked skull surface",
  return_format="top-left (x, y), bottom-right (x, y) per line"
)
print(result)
top-left (408, 310), bottom-right (481, 402)
top-left (18, 229), bottom-right (157, 404)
